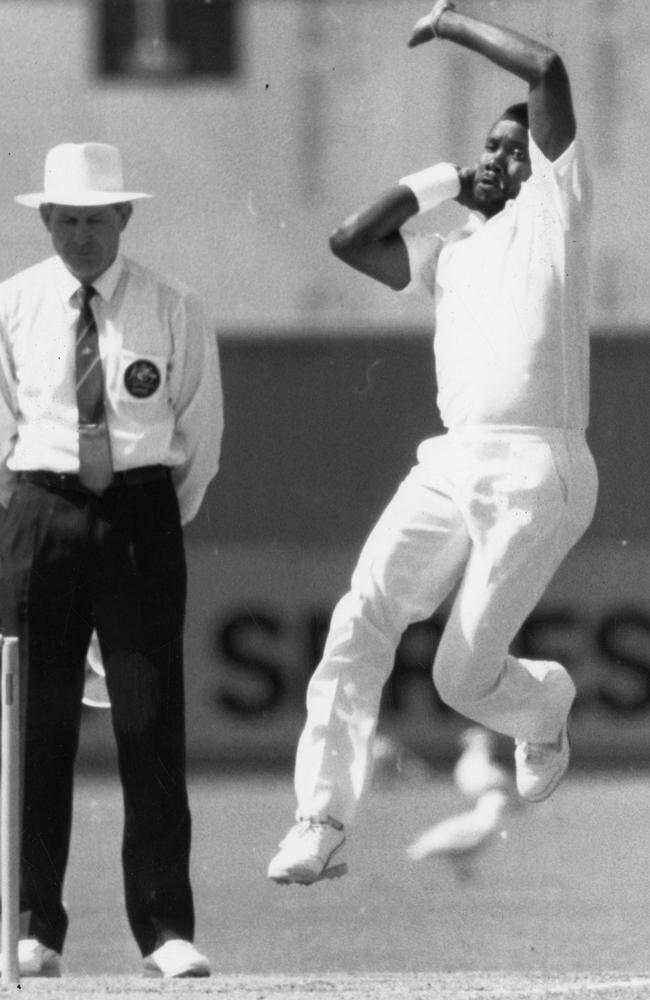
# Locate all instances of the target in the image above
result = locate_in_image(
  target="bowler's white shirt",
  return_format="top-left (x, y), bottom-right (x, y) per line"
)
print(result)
top-left (401, 134), bottom-right (592, 431)
top-left (0, 253), bottom-right (223, 523)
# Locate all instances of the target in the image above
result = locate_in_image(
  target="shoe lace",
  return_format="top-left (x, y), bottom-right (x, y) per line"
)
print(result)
top-left (519, 736), bottom-right (560, 764)
top-left (522, 742), bottom-right (547, 763)
top-left (286, 817), bottom-right (342, 846)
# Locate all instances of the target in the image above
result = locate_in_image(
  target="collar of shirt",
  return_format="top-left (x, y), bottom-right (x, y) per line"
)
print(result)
top-left (465, 199), bottom-right (517, 231)
top-left (467, 211), bottom-right (486, 231)
top-left (53, 253), bottom-right (125, 307)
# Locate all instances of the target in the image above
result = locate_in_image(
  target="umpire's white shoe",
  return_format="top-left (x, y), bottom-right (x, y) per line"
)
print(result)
top-left (515, 723), bottom-right (570, 802)
top-left (268, 817), bottom-right (347, 885)
top-left (7, 938), bottom-right (62, 977)
top-left (143, 939), bottom-right (211, 978)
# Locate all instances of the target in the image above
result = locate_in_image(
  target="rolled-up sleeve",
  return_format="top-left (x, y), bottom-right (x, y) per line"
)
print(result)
top-left (523, 133), bottom-right (592, 231)
top-left (169, 292), bottom-right (224, 525)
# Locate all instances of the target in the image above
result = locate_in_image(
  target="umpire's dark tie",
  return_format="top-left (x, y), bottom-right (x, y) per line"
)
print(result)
top-left (75, 285), bottom-right (114, 493)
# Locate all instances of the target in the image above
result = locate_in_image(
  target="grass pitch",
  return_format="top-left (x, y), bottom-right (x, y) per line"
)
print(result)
top-left (6, 972), bottom-right (650, 999)
top-left (4, 768), bottom-right (650, 998)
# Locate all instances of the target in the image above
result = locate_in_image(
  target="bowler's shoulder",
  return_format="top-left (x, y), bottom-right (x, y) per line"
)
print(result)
top-left (528, 130), bottom-right (588, 176)
top-left (522, 131), bottom-right (591, 219)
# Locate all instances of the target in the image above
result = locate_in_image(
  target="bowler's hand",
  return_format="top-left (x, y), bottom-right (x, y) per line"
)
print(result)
top-left (455, 166), bottom-right (477, 210)
top-left (408, 1), bottom-right (456, 49)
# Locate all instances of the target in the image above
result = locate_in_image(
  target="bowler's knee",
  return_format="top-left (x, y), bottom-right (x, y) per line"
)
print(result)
top-left (434, 664), bottom-right (468, 712)
top-left (433, 649), bottom-right (485, 712)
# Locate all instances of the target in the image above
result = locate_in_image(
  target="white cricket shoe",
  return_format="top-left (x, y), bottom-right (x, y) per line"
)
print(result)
top-left (143, 939), bottom-right (211, 978)
top-left (4, 938), bottom-right (62, 977)
top-left (268, 818), bottom-right (347, 885)
top-left (83, 630), bottom-right (111, 708)
top-left (515, 723), bottom-right (570, 802)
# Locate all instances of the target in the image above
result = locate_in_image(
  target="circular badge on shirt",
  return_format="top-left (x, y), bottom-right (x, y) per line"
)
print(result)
top-left (123, 360), bottom-right (161, 399)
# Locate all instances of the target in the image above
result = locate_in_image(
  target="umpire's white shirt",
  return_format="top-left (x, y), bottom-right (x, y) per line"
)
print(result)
top-left (0, 253), bottom-right (223, 523)
top-left (402, 134), bottom-right (592, 431)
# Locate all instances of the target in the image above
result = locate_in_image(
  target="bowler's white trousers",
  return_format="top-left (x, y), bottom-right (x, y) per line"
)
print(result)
top-left (294, 428), bottom-right (598, 826)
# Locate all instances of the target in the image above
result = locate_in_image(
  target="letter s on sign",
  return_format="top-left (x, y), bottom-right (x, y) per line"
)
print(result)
top-left (215, 611), bottom-right (285, 716)
top-left (597, 610), bottom-right (650, 714)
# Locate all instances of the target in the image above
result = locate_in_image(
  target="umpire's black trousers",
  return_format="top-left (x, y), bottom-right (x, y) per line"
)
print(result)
top-left (0, 468), bottom-right (195, 957)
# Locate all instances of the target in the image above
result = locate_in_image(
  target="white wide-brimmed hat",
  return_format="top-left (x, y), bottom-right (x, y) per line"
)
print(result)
top-left (15, 142), bottom-right (153, 208)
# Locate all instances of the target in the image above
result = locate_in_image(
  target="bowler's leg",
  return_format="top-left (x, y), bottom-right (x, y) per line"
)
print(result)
top-left (269, 458), bottom-right (470, 883)
top-left (433, 436), bottom-right (597, 798)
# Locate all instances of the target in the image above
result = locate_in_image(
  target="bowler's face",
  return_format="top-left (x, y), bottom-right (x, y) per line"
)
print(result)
top-left (39, 202), bottom-right (132, 284)
top-left (473, 119), bottom-right (531, 215)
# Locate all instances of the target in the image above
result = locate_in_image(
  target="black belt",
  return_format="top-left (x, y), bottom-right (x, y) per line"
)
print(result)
top-left (17, 465), bottom-right (171, 493)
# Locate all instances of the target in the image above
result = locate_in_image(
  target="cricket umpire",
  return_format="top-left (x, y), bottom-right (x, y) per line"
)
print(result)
top-left (269, 1), bottom-right (598, 886)
top-left (0, 142), bottom-right (223, 976)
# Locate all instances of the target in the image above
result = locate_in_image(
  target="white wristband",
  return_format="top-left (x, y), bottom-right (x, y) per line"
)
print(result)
top-left (399, 162), bottom-right (460, 214)
top-left (431, 0), bottom-right (456, 37)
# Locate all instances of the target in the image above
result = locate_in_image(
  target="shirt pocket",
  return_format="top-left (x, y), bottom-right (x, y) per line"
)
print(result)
top-left (114, 350), bottom-right (169, 412)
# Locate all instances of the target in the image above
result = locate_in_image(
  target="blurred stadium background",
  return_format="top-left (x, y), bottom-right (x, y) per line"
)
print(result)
top-left (1, 0), bottom-right (649, 775)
